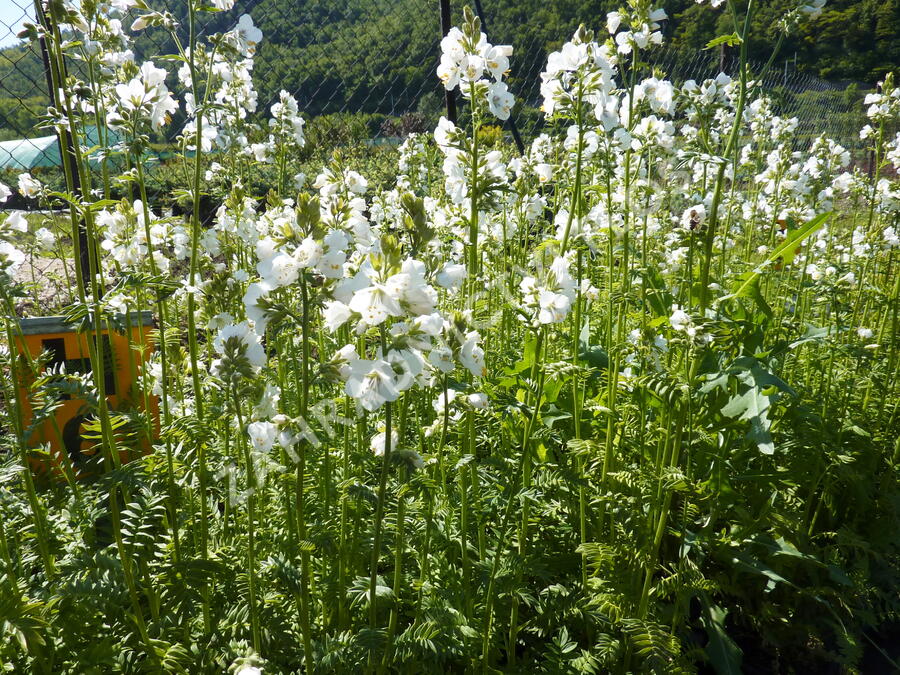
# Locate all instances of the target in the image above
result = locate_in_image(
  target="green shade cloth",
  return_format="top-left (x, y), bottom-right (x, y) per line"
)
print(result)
top-left (0, 125), bottom-right (120, 170)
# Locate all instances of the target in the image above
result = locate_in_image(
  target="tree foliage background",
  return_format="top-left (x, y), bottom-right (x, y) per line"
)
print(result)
top-left (1, 0), bottom-right (898, 141)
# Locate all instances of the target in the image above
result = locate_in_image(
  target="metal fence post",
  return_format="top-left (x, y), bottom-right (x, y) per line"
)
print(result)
top-left (34, 0), bottom-right (91, 292)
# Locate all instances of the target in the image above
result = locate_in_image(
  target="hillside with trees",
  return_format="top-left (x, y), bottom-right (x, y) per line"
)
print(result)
top-left (0, 0), bottom-right (897, 141)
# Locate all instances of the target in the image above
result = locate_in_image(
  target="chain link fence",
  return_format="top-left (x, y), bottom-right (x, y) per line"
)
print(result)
top-left (0, 1), bottom-right (870, 207)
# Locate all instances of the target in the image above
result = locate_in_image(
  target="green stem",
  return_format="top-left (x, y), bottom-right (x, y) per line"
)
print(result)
top-left (297, 276), bottom-right (314, 673)
top-left (233, 391), bottom-right (260, 652)
top-left (368, 328), bottom-right (394, 653)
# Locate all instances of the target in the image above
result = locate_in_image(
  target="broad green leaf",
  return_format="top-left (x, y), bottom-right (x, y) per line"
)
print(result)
top-left (744, 276), bottom-right (772, 319)
top-left (727, 212), bottom-right (830, 303)
top-left (787, 324), bottom-right (834, 349)
top-left (721, 386), bottom-right (774, 454)
top-left (700, 596), bottom-right (742, 675)
top-left (541, 404), bottom-right (571, 428)
top-left (578, 338), bottom-right (609, 370)
top-left (730, 552), bottom-right (797, 589)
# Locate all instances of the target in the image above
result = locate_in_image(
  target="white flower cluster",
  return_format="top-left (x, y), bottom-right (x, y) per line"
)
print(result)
top-left (606, 6), bottom-right (667, 56)
top-left (864, 85), bottom-right (900, 124)
top-left (96, 201), bottom-right (188, 272)
top-left (109, 61), bottom-right (178, 131)
top-left (250, 90), bottom-right (306, 162)
top-left (212, 321), bottom-right (266, 380)
top-left (178, 15), bottom-right (265, 155)
top-left (519, 256), bottom-right (578, 327)
top-left (0, 181), bottom-right (26, 272)
top-left (540, 30), bottom-right (618, 118)
top-left (327, 306), bottom-right (487, 412)
top-left (669, 304), bottom-right (707, 343)
top-left (433, 116), bottom-right (507, 210)
top-left (437, 11), bottom-right (514, 121)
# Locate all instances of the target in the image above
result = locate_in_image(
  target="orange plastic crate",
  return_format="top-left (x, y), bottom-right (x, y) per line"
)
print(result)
top-left (14, 312), bottom-right (159, 478)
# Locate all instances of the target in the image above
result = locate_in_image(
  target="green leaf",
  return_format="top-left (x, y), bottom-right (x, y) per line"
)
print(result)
top-left (787, 325), bottom-right (834, 349)
top-left (639, 265), bottom-right (673, 318)
top-left (705, 32), bottom-right (742, 49)
top-left (731, 551), bottom-right (797, 588)
top-left (88, 199), bottom-right (122, 212)
top-left (726, 212), bottom-right (830, 303)
top-left (541, 404), bottom-right (571, 428)
top-left (715, 357), bottom-right (797, 454)
top-left (721, 386), bottom-right (773, 454)
top-left (744, 276), bottom-right (772, 318)
top-left (578, 323), bottom-right (609, 371)
top-left (700, 595), bottom-right (742, 675)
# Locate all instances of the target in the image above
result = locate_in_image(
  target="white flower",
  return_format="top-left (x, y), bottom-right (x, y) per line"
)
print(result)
top-left (459, 331), bottom-right (486, 377)
top-left (428, 346), bottom-right (455, 373)
top-left (669, 304), bottom-right (699, 338)
top-left (386, 259), bottom-right (437, 316)
top-left (251, 143), bottom-right (270, 162)
top-left (0, 242), bottom-right (25, 270)
top-left (534, 163), bottom-right (553, 183)
top-left (332, 344), bottom-right (359, 381)
top-left (607, 11), bottom-right (622, 34)
top-left (349, 284), bottom-right (403, 326)
top-left (482, 44), bottom-right (513, 80)
top-left (345, 358), bottom-right (401, 412)
top-left (681, 204), bottom-right (706, 230)
top-left (386, 347), bottom-right (425, 391)
top-left (236, 667), bottom-right (262, 675)
top-left (17, 173), bottom-right (42, 198)
top-left (324, 228), bottom-right (350, 251)
top-left (323, 300), bottom-right (353, 332)
top-left (254, 383), bottom-right (281, 420)
top-left (35, 227), bottom-right (56, 251)
top-left (295, 237), bottom-right (323, 268)
top-left (434, 116), bottom-right (457, 150)
top-left (800, 0), bottom-right (827, 19)
top-left (523, 194), bottom-right (546, 221)
top-left (233, 14), bottom-right (262, 56)
top-left (857, 327), bottom-right (874, 340)
top-left (487, 81), bottom-right (514, 121)
top-left (413, 313), bottom-right (444, 337)
top-left (4, 212), bottom-right (27, 233)
top-left (112, 61), bottom-right (178, 131)
top-left (537, 289), bottom-right (571, 324)
top-left (468, 392), bottom-right (489, 410)
top-left (432, 388), bottom-right (459, 416)
top-left (884, 226), bottom-right (900, 248)
top-left (370, 429), bottom-right (399, 456)
top-left (213, 321), bottom-right (266, 373)
top-left (273, 252), bottom-right (304, 287)
top-left (130, 14), bottom-right (149, 31)
top-left (437, 263), bottom-right (467, 289)
top-left (316, 248), bottom-right (347, 279)
top-left (345, 171), bottom-right (368, 195)
top-left (243, 281), bottom-right (271, 331)
top-left (247, 421), bottom-right (277, 453)
top-left (0, 181), bottom-right (10, 203)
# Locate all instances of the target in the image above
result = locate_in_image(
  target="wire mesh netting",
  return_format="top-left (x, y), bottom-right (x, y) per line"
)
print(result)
top-left (0, 0), bottom-right (870, 210)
